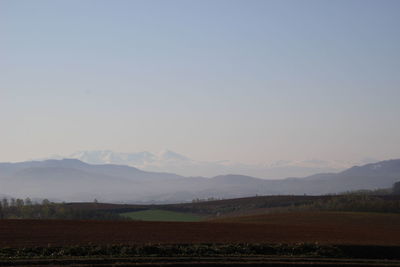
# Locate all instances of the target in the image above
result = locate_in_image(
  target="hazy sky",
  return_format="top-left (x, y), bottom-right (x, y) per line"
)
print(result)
top-left (1, 0), bottom-right (400, 164)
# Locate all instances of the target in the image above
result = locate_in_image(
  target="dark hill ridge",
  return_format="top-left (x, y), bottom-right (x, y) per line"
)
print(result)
top-left (0, 158), bottom-right (399, 203)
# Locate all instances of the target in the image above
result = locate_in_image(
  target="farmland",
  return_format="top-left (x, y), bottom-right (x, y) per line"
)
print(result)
top-left (1, 211), bottom-right (400, 266)
top-left (121, 209), bottom-right (203, 222)
top-left (1, 211), bottom-right (400, 248)
top-left (1, 195), bottom-right (400, 265)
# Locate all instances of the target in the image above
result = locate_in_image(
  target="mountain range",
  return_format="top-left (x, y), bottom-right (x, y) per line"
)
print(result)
top-left (1, 158), bottom-right (399, 203)
top-left (43, 150), bottom-right (370, 179)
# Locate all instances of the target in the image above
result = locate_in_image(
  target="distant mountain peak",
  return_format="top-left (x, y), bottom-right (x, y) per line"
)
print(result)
top-left (158, 150), bottom-right (189, 161)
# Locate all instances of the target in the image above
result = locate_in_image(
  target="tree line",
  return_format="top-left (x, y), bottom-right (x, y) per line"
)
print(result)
top-left (0, 198), bottom-right (124, 220)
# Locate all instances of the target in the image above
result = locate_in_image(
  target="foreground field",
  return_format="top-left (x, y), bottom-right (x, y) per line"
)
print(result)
top-left (1, 212), bottom-right (399, 248)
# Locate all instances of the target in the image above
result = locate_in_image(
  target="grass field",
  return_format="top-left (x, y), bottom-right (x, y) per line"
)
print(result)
top-left (120, 209), bottom-right (203, 222)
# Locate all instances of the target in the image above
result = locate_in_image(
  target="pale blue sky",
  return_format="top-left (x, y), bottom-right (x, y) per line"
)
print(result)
top-left (1, 0), bottom-right (399, 163)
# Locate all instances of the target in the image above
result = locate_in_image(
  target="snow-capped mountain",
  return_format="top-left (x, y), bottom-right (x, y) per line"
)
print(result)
top-left (69, 150), bottom-right (158, 166)
top-left (44, 150), bottom-right (359, 179)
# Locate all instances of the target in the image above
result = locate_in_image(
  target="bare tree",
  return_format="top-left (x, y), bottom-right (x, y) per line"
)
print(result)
top-left (393, 181), bottom-right (400, 195)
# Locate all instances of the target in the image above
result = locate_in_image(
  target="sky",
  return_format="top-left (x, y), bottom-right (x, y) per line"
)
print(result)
top-left (0, 0), bottom-right (400, 164)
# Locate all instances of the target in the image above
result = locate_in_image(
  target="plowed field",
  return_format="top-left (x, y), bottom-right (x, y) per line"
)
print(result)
top-left (1, 212), bottom-right (399, 248)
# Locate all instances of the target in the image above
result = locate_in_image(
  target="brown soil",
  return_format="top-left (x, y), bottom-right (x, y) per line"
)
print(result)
top-left (1, 212), bottom-right (399, 248)
top-left (4, 257), bottom-right (400, 267)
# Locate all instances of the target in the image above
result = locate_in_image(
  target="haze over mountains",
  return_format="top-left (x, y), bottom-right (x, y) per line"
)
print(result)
top-left (42, 150), bottom-right (370, 179)
top-left (1, 158), bottom-right (399, 203)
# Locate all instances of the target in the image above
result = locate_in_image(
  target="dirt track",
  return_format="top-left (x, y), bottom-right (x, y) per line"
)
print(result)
top-left (1, 212), bottom-right (400, 247)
